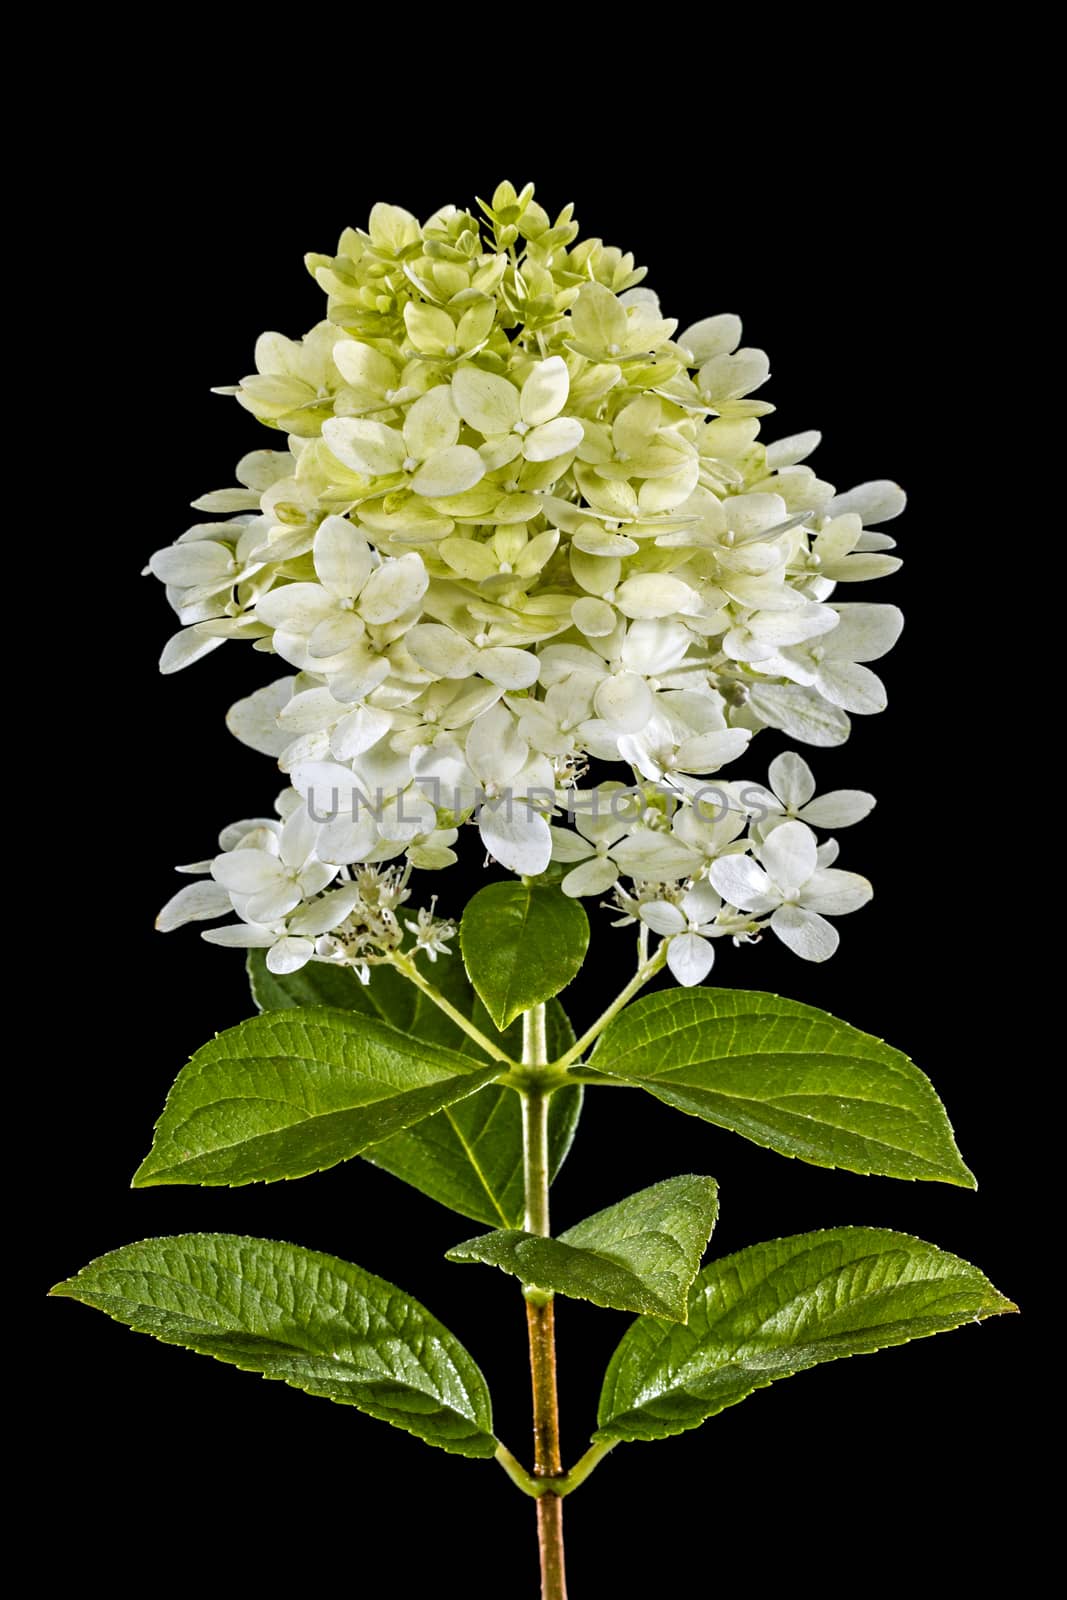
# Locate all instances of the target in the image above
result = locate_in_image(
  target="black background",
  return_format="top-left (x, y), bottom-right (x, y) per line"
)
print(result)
top-left (43, 89), bottom-right (1035, 1594)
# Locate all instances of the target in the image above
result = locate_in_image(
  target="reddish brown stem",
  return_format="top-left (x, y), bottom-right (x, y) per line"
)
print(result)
top-left (527, 1298), bottom-right (566, 1598)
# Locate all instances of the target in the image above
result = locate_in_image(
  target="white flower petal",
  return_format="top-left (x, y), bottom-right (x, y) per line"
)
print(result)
top-left (406, 624), bottom-right (479, 679)
top-left (797, 790), bottom-right (875, 828)
top-left (699, 348), bottom-right (769, 400)
top-left (768, 751), bottom-right (816, 809)
top-left (523, 416), bottom-right (584, 462)
top-left (770, 904), bottom-right (839, 961)
top-left (279, 802), bottom-right (319, 868)
top-left (476, 647), bottom-right (540, 690)
top-left (681, 879), bottom-right (721, 922)
top-left (201, 923), bottom-right (277, 948)
top-left (826, 480), bottom-right (906, 525)
top-left (667, 932), bottom-right (716, 986)
top-left (440, 681), bottom-right (504, 728)
top-left (758, 820), bottom-right (818, 890)
top-left (620, 620), bottom-right (691, 675)
top-left (155, 880), bottom-right (232, 932)
top-left (594, 672), bottom-right (653, 733)
top-left (411, 445), bottom-right (486, 498)
top-left (403, 386), bottom-right (461, 458)
top-left (317, 812), bottom-right (379, 865)
top-left (150, 541), bottom-right (234, 586)
top-left (572, 526), bottom-right (639, 557)
top-left (817, 661), bottom-right (887, 714)
top-left (313, 516), bottom-right (374, 599)
top-left (802, 868), bottom-right (873, 915)
top-left (377, 787), bottom-right (438, 843)
top-left (331, 705), bottom-right (393, 760)
top-left (824, 603), bottom-right (904, 663)
top-left (218, 818), bottom-right (278, 851)
top-left (211, 849), bottom-right (285, 894)
top-left (615, 573), bottom-right (699, 619)
top-left (159, 627), bottom-right (225, 674)
top-left (746, 683), bottom-right (852, 747)
top-left (611, 831), bottom-right (702, 879)
top-left (677, 314), bottom-right (741, 365)
top-left (549, 827), bottom-right (594, 863)
top-left (561, 856), bottom-right (619, 897)
top-left (325, 643), bottom-right (391, 703)
top-left (359, 552), bottom-right (429, 625)
top-left (572, 597), bottom-right (618, 637)
top-left (570, 282), bottom-right (628, 352)
top-left (246, 882), bottom-right (304, 922)
top-left (289, 760), bottom-right (365, 813)
top-left (255, 582), bottom-right (337, 633)
top-left (765, 431), bottom-right (822, 469)
top-left (520, 356), bottom-right (570, 426)
top-left (265, 936), bottom-right (316, 974)
top-left (709, 854), bottom-right (777, 911)
top-left (451, 366), bottom-right (521, 435)
top-left (478, 805), bottom-right (552, 875)
top-left (308, 613), bottom-right (366, 659)
top-left (322, 416), bottom-right (406, 478)
top-left (830, 553), bottom-right (902, 582)
top-left (638, 900), bottom-right (687, 936)
top-left (412, 740), bottom-right (476, 802)
top-left (288, 885), bottom-right (362, 936)
top-left (332, 339), bottom-right (395, 390)
top-left (293, 848), bottom-right (343, 890)
top-left (226, 678), bottom-right (294, 757)
top-left (466, 703), bottom-right (528, 784)
top-left (675, 729), bottom-right (751, 773)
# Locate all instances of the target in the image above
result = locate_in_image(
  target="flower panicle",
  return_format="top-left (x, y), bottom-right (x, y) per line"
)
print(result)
top-left (151, 183), bottom-right (902, 985)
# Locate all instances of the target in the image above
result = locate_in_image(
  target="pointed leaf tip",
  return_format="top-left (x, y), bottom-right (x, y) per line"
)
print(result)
top-left (595, 1227), bottom-right (1014, 1443)
top-left (460, 882), bottom-right (589, 1030)
top-left (593, 988), bottom-right (975, 1187)
top-left (133, 1006), bottom-right (498, 1187)
top-left (53, 1233), bottom-right (497, 1456)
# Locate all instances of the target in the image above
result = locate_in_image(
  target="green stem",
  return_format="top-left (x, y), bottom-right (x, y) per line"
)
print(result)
top-left (522, 1003), bottom-right (567, 1600)
top-left (523, 1003), bottom-right (548, 1077)
top-left (556, 1439), bottom-right (616, 1495)
top-left (553, 944), bottom-right (668, 1070)
top-left (495, 1442), bottom-right (545, 1497)
top-left (388, 952), bottom-right (515, 1065)
top-left (495, 1439), bottom-right (618, 1499)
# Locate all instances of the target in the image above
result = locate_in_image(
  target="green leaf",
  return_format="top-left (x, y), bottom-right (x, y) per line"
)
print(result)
top-left (595, 1227), bottom-right (1015, 1444)
top-left (366, 1001), bottom-right (582, 1226)
top-left (593, 988), bottom-right (974, 1186)
top-left (460, 881), bottom-right (589, 1029)
top-left (132, 1009), bottom-right (500, 1187)
top-left (447, 1175), bottom-right (719, 1319)
top-left (247, 949), bottom-right (584, 1223)
top-left (51, 1234), bottom-right (496, 1457)
top-left (247, 946), bottom-right (476, 1052)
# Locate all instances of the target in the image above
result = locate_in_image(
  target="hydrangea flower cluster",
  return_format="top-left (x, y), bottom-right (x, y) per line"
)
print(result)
top-left (151, 182), bottom-right (904, 984)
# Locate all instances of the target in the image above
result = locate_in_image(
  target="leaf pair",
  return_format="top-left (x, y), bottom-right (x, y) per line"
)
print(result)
top-left (135, 960), bottom-right (974, 1209)
top-left (52, 1228), bottom-right (1013, 1458)
top-left (460, 882), bottom-right (975, 1194)
top-left (135, 947), bottom-right (582, 1227)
